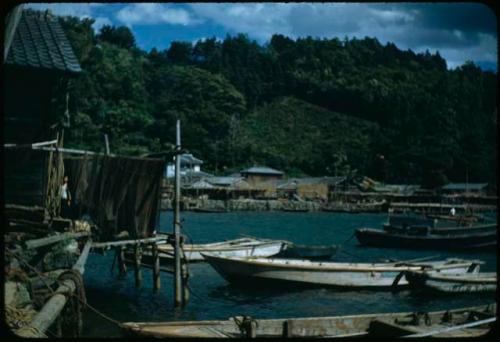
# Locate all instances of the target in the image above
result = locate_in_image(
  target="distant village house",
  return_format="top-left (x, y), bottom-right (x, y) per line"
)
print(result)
top-left (240, 166), bottom-right (284, 185)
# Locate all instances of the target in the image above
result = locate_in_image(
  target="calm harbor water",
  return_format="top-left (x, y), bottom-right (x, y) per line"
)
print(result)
top-left (82, 211), bottom-right (496, 337)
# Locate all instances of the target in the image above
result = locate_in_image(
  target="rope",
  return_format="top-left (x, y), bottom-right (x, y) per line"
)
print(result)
top-left (5, 249), bottom-right (125, 332)
top-left (340, 232), bottom-right (356, 245)
top-left (5, 305), bottom-right (37, 330)
top-left (337, 248), bottom-right (364, 260)
top-left (335, 232), bottom-right (365, 260)
top-left (233, 315), bottom-right (259, 337)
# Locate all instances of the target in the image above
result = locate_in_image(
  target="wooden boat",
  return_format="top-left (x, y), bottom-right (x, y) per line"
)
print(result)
top-left (355, 227), bottom-right (496, 250)
top-left (201, 254), bottom-right (482, 289)
top-left (426, 214), bottom-right (484, 224)
top-left (405, 271), bottom-right (497, 293)
top-left (274, 243), bottom-right (338, 260)
top-left (155, 238), bottom-right (286, 261)
top-left (121, 303), bottom-right (495, 338)
top-left (383, 222), bottom-right (497, 236)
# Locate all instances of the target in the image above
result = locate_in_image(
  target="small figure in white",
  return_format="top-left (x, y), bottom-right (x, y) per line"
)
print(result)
top-left (450, 207), bottom-right (456, 216)
top-left (60, 175), bottom-right (72, 218)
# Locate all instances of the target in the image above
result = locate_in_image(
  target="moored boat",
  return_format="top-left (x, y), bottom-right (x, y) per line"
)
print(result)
top-left (383, 223), bottom-right (497, 235)
top-left (201, 253), bottom-right (482, 289)
top-left (121, 304), bottom-right (496, 338)
top-left (405, 270), bottom-right (497, 293)
top-left (426, 213), bottom-right (485, 224)
top-left (154, 238), bottom-right (286, 261)
top-left (355, 227), bottom-right (496, 250)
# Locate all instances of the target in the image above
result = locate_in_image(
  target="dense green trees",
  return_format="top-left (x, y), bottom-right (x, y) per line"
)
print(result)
top-left (57, 14), bottom-right (496, 187)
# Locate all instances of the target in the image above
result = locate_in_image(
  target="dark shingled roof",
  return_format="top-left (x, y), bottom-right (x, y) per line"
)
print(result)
top-left (5, 10), bottom-right (81, 73)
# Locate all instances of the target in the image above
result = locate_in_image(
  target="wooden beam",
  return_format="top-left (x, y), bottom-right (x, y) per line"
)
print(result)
top-left (123, 257), bottom-right (174, 274)
top-left (4, 139), bottom-right (58, 149)
top-left (5, 204), bottom-right (46, 222)
top-left (72, 240), bottom-right (92, 275)
top-left (91, 236), bottom-right (167, 249)
top-left (25, 231), bottom-right (90, 250)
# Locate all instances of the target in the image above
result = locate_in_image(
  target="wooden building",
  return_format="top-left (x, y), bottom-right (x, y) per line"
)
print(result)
top-left (4, 8), bottom-right (81, 211)
top-left (240, 166), bottom-right (284, 185)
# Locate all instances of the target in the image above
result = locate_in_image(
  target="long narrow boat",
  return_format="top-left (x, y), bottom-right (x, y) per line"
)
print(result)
top-left (154, 238), bottom-right (286, 261)
top-left (121, 304), bottom-right (495, 338)
top-left (405, 271), bottom-right (497, 293)
top-left (201, 254), bottom-right (482, 289)
top-left (355, 227), bottom-right (496, 250)
top-left (383, 223), bottom-right (497, 235)
top-left (426, 213), bottom-right (484, 224)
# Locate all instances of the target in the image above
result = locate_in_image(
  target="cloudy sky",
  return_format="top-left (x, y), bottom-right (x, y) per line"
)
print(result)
top-left (26, 2), bottom-right (497, 71)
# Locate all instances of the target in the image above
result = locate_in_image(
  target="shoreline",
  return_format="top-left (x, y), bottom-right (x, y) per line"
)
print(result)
top-left (160, 198), bottom-right (496, 213)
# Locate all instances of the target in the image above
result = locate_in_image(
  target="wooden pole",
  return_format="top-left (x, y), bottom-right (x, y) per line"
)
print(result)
top-left (104, 134), bottom-right (110, 155)
top-left (152, 243), bottom-right (161, 292)
top-left (118, 246), bottom-right (127, 276)
top-left (25, 231), bottom-right (90, 250)
top-left (173, 119), bottom-right (183, 307)
top-left (134, 244), bottom-right (142, 288)
top-left (91, 236), bottom-right (167, 249)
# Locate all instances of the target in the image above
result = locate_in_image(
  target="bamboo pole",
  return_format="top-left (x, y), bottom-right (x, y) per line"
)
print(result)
top-left (91, 236), bottom-right (167, 249)
top-left (25, 231), bottom-right (90, 250)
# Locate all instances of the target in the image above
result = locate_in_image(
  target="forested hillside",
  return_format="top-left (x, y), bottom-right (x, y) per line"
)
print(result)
top-left (56, 12), bottom-right (497, 187)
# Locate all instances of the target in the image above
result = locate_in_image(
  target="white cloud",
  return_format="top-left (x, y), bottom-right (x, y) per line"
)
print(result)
top-left (24, 3), bottom-right (498, 69)
top-left (25, 3), bottom-right (111, 32)
top-left (26, 3), bottom-right (104, 17)
top-left (189, 3), bottom-right (293, 41)
top-left (91, 16), bottom-right (113, 31)
top-left (116, 3), bottom-right (199, 26)
top-left (432, 34), bottom-right (498, 69)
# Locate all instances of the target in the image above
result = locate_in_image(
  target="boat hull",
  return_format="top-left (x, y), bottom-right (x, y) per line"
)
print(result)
top-left (202, 254), bottom-right (480, 289)
top-left (355, 228), bottom-right (496, 250)
top-left (156, 239), bottom-right (285, 261)
top-left (121, 304), bottom-right (496, 338)
top-left (405, 271), bottom-right (497, 293)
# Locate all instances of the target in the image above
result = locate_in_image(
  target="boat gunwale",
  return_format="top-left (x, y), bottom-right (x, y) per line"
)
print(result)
top-left (201, 253), bottom-right (480, 272)
top-left (121, 304), bottom-right (496, 337)
top-left (357, 227), bottom-right (497, 239)
top-left (408, 271), bottom-right (497, 283)
top-left (157, 241), bottom-right (285, 253)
